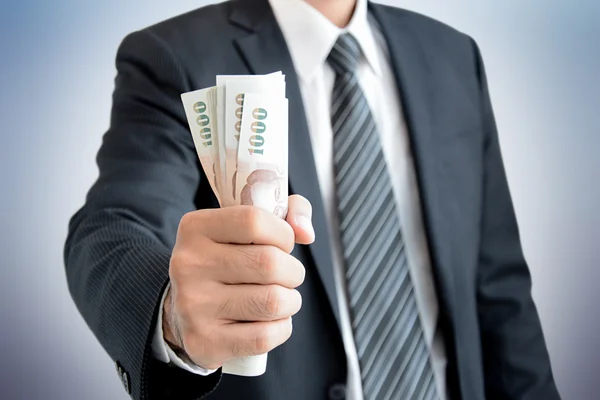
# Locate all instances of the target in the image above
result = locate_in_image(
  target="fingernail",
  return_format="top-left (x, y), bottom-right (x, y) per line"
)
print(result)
top-left (296, 216), bottom-right (315, 240)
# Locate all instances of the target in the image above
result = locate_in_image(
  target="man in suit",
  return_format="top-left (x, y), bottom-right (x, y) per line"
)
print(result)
top-left (64, 0), bottom-right (561, 399)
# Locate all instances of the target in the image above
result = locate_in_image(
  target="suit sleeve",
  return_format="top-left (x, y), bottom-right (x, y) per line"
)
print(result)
top-left (470, 39), bottom-right (561, 400)
top-left (64, 29), bottom-right (221, 399)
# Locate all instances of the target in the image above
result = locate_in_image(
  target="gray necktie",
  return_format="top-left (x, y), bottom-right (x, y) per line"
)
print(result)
top-left (328, 33), bottom-right (438, 400)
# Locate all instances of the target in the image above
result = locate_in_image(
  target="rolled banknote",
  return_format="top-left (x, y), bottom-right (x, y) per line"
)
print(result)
top-left (214, 85), bottom-right (230, 206)
top-left (207, 87), bottom-right (225, 201)
top-left (180, 87), bottom-right (222, 205)
top-left (236, 92), bottom-right (289, 218)
top-left (217, 72), bottom-right (285, 206)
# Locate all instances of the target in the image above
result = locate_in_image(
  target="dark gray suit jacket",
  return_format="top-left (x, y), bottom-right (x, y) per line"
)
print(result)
top-left (64, 0), bottom-right (561, 399)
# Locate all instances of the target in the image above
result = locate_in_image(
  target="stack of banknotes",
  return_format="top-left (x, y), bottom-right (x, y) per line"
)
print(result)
top-left (181, 71), bottom-right (289, 218)
top-left (180, 72), bottom-right (288, 377)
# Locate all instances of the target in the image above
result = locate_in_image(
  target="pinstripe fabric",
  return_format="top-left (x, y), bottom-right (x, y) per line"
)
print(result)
top-left (329, 34), bottom-right (438, 400)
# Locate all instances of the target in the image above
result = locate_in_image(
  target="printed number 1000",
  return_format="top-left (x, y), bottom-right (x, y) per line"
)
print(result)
top-left (248, 107), bottom-right (267, 155)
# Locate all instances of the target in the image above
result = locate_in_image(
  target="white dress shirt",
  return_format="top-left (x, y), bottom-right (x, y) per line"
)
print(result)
top-left (153, 0), bottom-right (448, 397)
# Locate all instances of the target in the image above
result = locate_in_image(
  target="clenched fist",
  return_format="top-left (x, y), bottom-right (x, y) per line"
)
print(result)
top-left (163, 195), bottom-right (315, 370)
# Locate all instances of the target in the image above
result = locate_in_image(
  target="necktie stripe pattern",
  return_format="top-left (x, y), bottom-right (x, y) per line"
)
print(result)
top-left (328, 33), bottom-right (438, 400)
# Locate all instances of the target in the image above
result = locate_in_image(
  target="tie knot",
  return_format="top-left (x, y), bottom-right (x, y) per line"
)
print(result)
top-left (327, 33), bottom-right (362, 75)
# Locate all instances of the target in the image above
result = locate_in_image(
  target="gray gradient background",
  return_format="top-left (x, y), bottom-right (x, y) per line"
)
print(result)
top-left (1, 1), bottom-right (598, 399)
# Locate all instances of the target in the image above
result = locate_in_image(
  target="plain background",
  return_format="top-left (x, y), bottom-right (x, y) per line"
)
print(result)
top-left (1, 0), bottom-right (598, 399)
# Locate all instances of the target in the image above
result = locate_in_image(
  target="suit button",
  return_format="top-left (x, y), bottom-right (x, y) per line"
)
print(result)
top-left (116, 361), bottom-right (131, 394)
top-left (328, 383), bottom-right (346, 400)
top-left (122, 371), bottom-right (131, 394)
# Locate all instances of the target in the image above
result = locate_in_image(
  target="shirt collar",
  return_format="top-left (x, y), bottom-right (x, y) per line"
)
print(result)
top-left (269, 0), bottom-right (382, 82)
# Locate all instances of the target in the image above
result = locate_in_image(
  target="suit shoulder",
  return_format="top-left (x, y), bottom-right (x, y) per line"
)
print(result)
top-left (374, 4), bottom-right (478, 72)
top-left (115, 1), bottom-right (236, 82)
top-left (120, 1), bottom-right (233, 51)
top-left (374, 4), bottom-right (472, 47)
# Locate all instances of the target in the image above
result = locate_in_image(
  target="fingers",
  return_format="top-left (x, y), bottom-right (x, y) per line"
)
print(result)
top-left (215, 244), bottom-right (305, 288)
top-left (222, 318), bottom-right (293, 358)
top-left (178, 195), bottom-right (314, 252)
top-left (182, 318), bottom-right (294, 370)
top-left (286, 194), bottom-right (315, 245)
top-left (215, 284), bottom-right (302, 322)
top-left (180, 206), bottom-right (295, 253)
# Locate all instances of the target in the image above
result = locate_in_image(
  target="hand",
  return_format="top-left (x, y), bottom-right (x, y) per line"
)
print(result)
top-left (163, 195), bottom-right (315, 370)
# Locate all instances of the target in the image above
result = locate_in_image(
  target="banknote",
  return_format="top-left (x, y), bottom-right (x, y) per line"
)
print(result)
top-left (214, 85), bottom-right (230, 206)
top-left (180, 87), bottom-right (221, 205)
top-left (217, 72), bottom-right (285, 206)
top-left (236, 92), bottom-right (289, 219)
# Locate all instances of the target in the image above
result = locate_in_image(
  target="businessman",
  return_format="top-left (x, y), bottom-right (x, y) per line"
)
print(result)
top-left (65, 0), bottom-right (561, 399)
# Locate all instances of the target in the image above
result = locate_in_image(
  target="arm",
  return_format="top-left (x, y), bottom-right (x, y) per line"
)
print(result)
top-left (64, 29), bottom-right (221, 399)
top-left (472, 39), bottom-right (561, 399)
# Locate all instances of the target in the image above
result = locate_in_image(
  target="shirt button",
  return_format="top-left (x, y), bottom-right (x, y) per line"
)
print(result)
top-left (328, 383), bottom-right (346, 400)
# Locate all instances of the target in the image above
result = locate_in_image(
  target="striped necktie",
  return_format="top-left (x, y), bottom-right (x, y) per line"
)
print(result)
top-left (328, 33), bottom-right (438, 400)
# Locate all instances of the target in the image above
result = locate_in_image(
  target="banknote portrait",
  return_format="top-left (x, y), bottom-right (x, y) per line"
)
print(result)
top-left (239, 169), bottom-right (287, 218)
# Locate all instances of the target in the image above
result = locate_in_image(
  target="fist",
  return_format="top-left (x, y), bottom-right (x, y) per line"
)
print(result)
top-left (163, 195), bottom-right (314, 369)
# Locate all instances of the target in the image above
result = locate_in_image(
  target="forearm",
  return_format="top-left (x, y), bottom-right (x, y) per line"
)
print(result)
top-left (65, 207), bottom-right (169, 396)
top-left (65, 208), bottom-right (221, 399)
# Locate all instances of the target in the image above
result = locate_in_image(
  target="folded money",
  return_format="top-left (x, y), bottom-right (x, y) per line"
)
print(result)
top-left (180, 72), bottom-right (288, 377)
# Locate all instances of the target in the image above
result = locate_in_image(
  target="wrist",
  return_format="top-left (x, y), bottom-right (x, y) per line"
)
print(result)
top-left (162, 286), bottom-right (182, 348)
top-left (163, 287), bottom-right (202, 366)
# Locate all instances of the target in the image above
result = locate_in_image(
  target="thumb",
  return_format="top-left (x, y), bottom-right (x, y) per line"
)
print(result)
top-left (286, 194), bottom-right (315, 245)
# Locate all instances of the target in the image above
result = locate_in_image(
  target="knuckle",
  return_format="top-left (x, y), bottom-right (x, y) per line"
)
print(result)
top-left (264, 286), bottom-right (284, 317)
top-left (170, 243), bottom-right (215, 280)
top-left (254, 326), bottom-right (274, 354)
top-left (178, 210), bottom-right (213, 240)
top-left (173, 284), bottom-right (211, 321)
top-left (169, 251), bottom-right (191, 276)
top-left (257, 246), bottom-right (279, 279)
top-left (169, 250), bottom-right (201, 283)
top-left (241, 206), bottom-right (262, 237)
top-left (178, 212), bottom-right (196, 233)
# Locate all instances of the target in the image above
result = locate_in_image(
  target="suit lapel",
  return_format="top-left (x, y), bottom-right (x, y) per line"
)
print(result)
top-left (369, 4), bottom-right (458, 323)
top-left (230, 0), bottom-right (341, 327)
